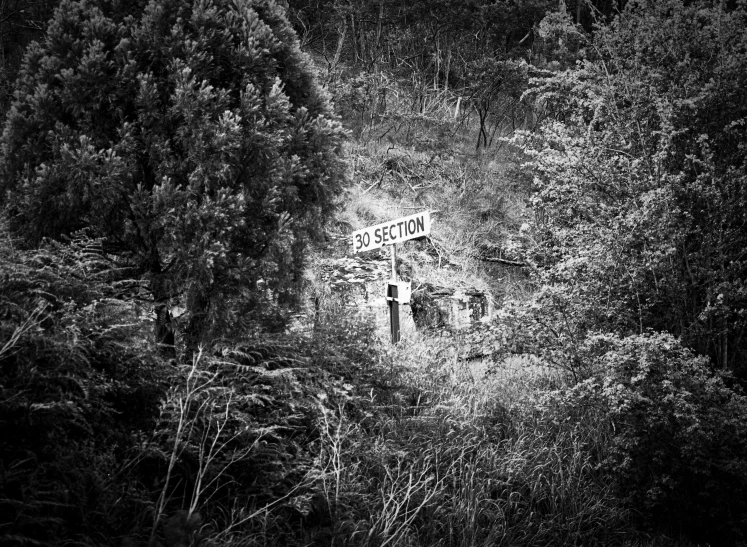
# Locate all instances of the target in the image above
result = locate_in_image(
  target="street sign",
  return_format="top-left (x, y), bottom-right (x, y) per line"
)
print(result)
top-left (351, 211), bottom-right (431, 254)
top-left (350, 211), bottom-right (431, 344)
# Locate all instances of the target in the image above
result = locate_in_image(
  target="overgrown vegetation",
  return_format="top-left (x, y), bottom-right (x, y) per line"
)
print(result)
top-left (0, 0), bottom-right (346, 355)
top-left (513, 0), bottom-right (747, 374)
top-left (0, 225), bottom-right (624, 546)
top-left (3, 0), bottom-right (747, 545)
top-left (0, 220), bottom-right (626, 546)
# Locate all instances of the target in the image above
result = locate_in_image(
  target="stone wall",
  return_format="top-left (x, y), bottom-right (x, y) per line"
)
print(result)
top-left (300, 250), bottom-right (491, 340)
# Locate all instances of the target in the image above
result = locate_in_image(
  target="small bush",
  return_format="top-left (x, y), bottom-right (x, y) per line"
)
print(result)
top-left (547, 333), bottom-right (747, 544)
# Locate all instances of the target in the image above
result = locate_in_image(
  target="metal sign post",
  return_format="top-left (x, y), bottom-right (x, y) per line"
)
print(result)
top-left (388, 244), bottom-right (400, 343)
top-left (352, 211), bottom-right (430, 344)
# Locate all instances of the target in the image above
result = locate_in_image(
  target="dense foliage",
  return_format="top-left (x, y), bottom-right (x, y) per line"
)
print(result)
top-left (517, 0), bottom-right (747, 373)
top-left (543, 333), bottom-right (747, 543)
top-left (500, 0), bottom-right (747, 541)
top-left (0, 0), bottom-right (60, 114)
top-left (0, 226), bottom-right (166, 543)
top-left (0, 0), bottom-right (346, 352)
top-left (4, 0), bottom-right (747, 545)
top-left (0, 221), bottom-right (400, 546)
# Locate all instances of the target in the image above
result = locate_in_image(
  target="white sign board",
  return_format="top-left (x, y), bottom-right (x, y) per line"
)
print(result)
top-left (351, 211), bottom-right (431, 254)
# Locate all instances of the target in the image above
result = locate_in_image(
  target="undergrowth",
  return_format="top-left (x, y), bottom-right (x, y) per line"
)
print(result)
top-left (293, 331), bottom-right (631, 547)
top-left (1, 219), bottom-right (710, 547)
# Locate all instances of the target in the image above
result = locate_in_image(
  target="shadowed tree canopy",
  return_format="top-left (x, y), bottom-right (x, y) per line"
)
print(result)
top-left (0, 0), bottom-right (346, 352)
top-left (0, 0), bottom-right (61, 114)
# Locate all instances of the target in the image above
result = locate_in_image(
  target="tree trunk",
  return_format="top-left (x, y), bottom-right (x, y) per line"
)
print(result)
top-left (350, 13), bottom-right (358, 63)
top-left (151, 272), bottom-right (176, 359)
top-left (143, 237), bottom-right (176, 357)
top-left (329, 17), bottom-right (347, 83)
top-left (444, 37), bottom-right (452, 92)
top-left (476, 102), bottom-right (489, 150)
top-left (155, 305), bottom-right (174, 353)
top-left (376, 1), bottom-right (383, 64)
top-left (434, 32), bottom-right (440, 90)
top-left (183, 287), bottom-right (211, 362)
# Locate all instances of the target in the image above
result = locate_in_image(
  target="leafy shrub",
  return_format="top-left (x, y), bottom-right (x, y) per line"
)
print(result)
top-left (547, 333), bottom-right (747, 544)
top-left (515, 0), bottom-right (747, 372)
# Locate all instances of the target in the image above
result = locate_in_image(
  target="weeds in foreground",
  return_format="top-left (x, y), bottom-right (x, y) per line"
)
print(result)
top-left (1, 226), bottom-right (695, 547)
top-left (297, 331), bottom-right (629, 547)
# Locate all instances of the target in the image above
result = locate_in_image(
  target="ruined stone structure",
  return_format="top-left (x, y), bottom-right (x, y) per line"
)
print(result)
top-left (296, 238), bottom-right (492, 340)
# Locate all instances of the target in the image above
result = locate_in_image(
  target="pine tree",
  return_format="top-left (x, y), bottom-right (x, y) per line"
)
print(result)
top-left (0, 0), bottom-right (346, 353)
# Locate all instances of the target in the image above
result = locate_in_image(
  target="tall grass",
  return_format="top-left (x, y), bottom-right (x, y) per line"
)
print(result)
top-left (291, 327), bottom-right (630, 547)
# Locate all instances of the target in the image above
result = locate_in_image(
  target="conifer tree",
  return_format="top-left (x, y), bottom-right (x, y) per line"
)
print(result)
top-left (0, 0), bottom-right (346, 352)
